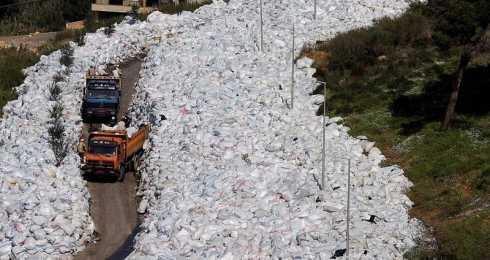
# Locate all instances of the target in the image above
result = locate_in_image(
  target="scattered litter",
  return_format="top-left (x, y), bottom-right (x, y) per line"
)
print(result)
top-left (331, 249), bottom-right (347, 259)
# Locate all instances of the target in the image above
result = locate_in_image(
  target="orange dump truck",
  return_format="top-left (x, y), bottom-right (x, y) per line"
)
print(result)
top-left (81, 124), bottom-right (150, 181)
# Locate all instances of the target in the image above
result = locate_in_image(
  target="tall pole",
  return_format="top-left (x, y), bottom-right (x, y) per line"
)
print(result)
top-left (259, 0), bottom-right (264, 52)
top-left (290, 16), bottom-right (295, 109)
top-left (346, 158), bottom-right (351, 259)
top-left (314, 0), bottom-right (317, 20)
top-left (321, 82), bottom-right (326, 190)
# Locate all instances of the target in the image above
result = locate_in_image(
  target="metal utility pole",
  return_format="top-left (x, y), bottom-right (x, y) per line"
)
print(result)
top-left (314, 0), bottom-right (317, 20)
top-left (346, 158), bottom-right (351, 259)
top-left (259, 0), bottom-right (264, 52)
top-left (290, 16), bottom-right (295, 109)
top-left (321, 82), bottom-right (326, 190)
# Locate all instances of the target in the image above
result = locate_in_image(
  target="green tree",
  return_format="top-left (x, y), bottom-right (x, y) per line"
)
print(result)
top-left (428, 0), bottom-right (490, 48)
top-left (62, 0), bottom-right (90, 22)
top-left (427, 0), bottom-right (490, 129)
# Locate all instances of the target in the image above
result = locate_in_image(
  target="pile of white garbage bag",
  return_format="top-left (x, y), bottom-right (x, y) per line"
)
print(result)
top-left (0, 0), bottom-right (423, 258)
top-left (128, 0), bottom-right (422, 259)
top-left (0, 18), bottom-right (153, 258)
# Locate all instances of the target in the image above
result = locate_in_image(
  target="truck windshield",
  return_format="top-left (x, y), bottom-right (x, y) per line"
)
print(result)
top-left (89, 141), bottom-right (117, 155)
top-left (87, 89), bottom-right (118, 99)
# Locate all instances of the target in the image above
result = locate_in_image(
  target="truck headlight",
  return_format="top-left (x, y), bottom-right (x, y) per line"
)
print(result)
top-left (111, 116), bottom-right (116, 120)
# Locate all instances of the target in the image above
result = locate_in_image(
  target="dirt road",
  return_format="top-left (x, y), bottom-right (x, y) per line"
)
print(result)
top-left (0, 32), bottom-right (58, 51)
top-left (75, 58), bottom-right (143, 260)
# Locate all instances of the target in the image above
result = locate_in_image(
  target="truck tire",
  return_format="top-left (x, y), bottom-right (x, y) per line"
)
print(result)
top-left (118, 165), bottom-right (126, 182)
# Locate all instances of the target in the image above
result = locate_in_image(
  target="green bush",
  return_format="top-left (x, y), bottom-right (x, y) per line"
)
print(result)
top-left (48, 101), bottom-right (67, 166)
top-left (158, 0), bottom-right (212, 15)
top-left (441, 211), bottom-right (490, 259)
top-left (85, 14), bottom-right (124, 34)
top-left (59, 45), bottom-right (74, 68)
top-left (74, 29), bottom-right (86, 46)
top-left (104, 24), bottom-right (116, 37)
top-left (476, 166), bottom-right (490, 191)
top-left (0, 0), bottom-right (89, 36)
top-left (49, 82), bottom-right (62, 102)
top-left (428, 0), bottom-right (490, 48)
top-left (324, 11), bottom-right (431, 73)
top-left (48, 101), bottom-right (63, 120)
top-left (0, 0), bottom-right (65, 36)
top-left (0, 47), bottom-right (38, 113)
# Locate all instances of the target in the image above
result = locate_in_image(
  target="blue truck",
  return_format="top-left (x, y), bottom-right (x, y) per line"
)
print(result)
top-left (81, 68), bottom-right (121, 126)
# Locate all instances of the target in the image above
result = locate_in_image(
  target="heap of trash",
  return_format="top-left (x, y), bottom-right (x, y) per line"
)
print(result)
top-left (128, 0), bottom-right (422, 259)
top-left (1, 0), bottom-right (423, 258)
top-left (0, 19), bottom-right (153, 258)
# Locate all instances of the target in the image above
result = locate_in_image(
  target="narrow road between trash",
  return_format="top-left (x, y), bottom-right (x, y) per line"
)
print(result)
top-left (74, 58), bottom-right (143, 260)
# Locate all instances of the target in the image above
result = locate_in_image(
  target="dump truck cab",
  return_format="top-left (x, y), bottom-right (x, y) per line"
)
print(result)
top-left (81, 68), bottom-right (121, 126)
top-left (82, 130), bottom-right (127, 180)
top-left (81, 124), bottom-right (149, 181)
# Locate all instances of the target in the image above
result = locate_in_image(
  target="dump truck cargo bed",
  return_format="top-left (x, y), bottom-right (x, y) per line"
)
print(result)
top-left (80, 124), bottom-right (150, 181)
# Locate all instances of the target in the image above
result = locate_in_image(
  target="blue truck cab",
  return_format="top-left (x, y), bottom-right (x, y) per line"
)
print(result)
top-left (81, 69), bottom-right (122, 126)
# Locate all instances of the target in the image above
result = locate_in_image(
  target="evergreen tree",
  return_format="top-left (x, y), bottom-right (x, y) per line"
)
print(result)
top-left (428, 0), bottom-right (490, 129)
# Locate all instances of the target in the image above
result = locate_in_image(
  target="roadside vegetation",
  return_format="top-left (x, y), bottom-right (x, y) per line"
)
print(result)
top-left (303, 0), bottom-right (489, 258)
top-left (0, 0), bottom-right (89, 36)
top-left (0, 47), bottom-right (37, 113)
top-left (0, 40), bottom-right (78, 115)
top-left (48, 46), bottom-right (73, 166)
top-left (158, 0), bottom-right (212, 15)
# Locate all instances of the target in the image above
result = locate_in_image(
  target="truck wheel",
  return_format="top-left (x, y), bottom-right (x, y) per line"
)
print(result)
top-left (118, 165), bottom-right (126, 182)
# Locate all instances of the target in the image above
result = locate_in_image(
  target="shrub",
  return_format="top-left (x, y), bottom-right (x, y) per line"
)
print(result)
top-left (476, 166), bottom-right (490, 191)
top-left (324, 11), bottom-right (431, 74)
top-left (0, 0), bottom-right (89, 36)
top-left (49, 101), bottom-right (63, 119)
top-left (52, 72), bottom-right (64, 83)
top-left (59, 45), bottom-right (74, 68)
top-left (74, 29), bottom-right (86, 46)
top-left (0, 47), bottom-right (38, 113)
top-left (48, 116), bottom-right (65, 142)
top-left (49, 82), bottom-right (62, 101)
top-left (48, 101), bottom-right (67, 166)
top-left (85, 13), bottom-right (124, 33)
top-left (440, 211), bottom-right (490, 259)
top-left (48, 118), bottom-right (68, 166)
top-left (104, 24), bottom-right (115, 37)
top-left (427, 0), bottom-right (490, 48)
top-left (129, 4), bottom-right (139, 21)
top-left (158, 0), bottom-right (212, 15)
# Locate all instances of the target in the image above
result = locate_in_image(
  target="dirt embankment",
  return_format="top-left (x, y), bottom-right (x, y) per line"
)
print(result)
top-left (0, 32), bottom-right (58, 51)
